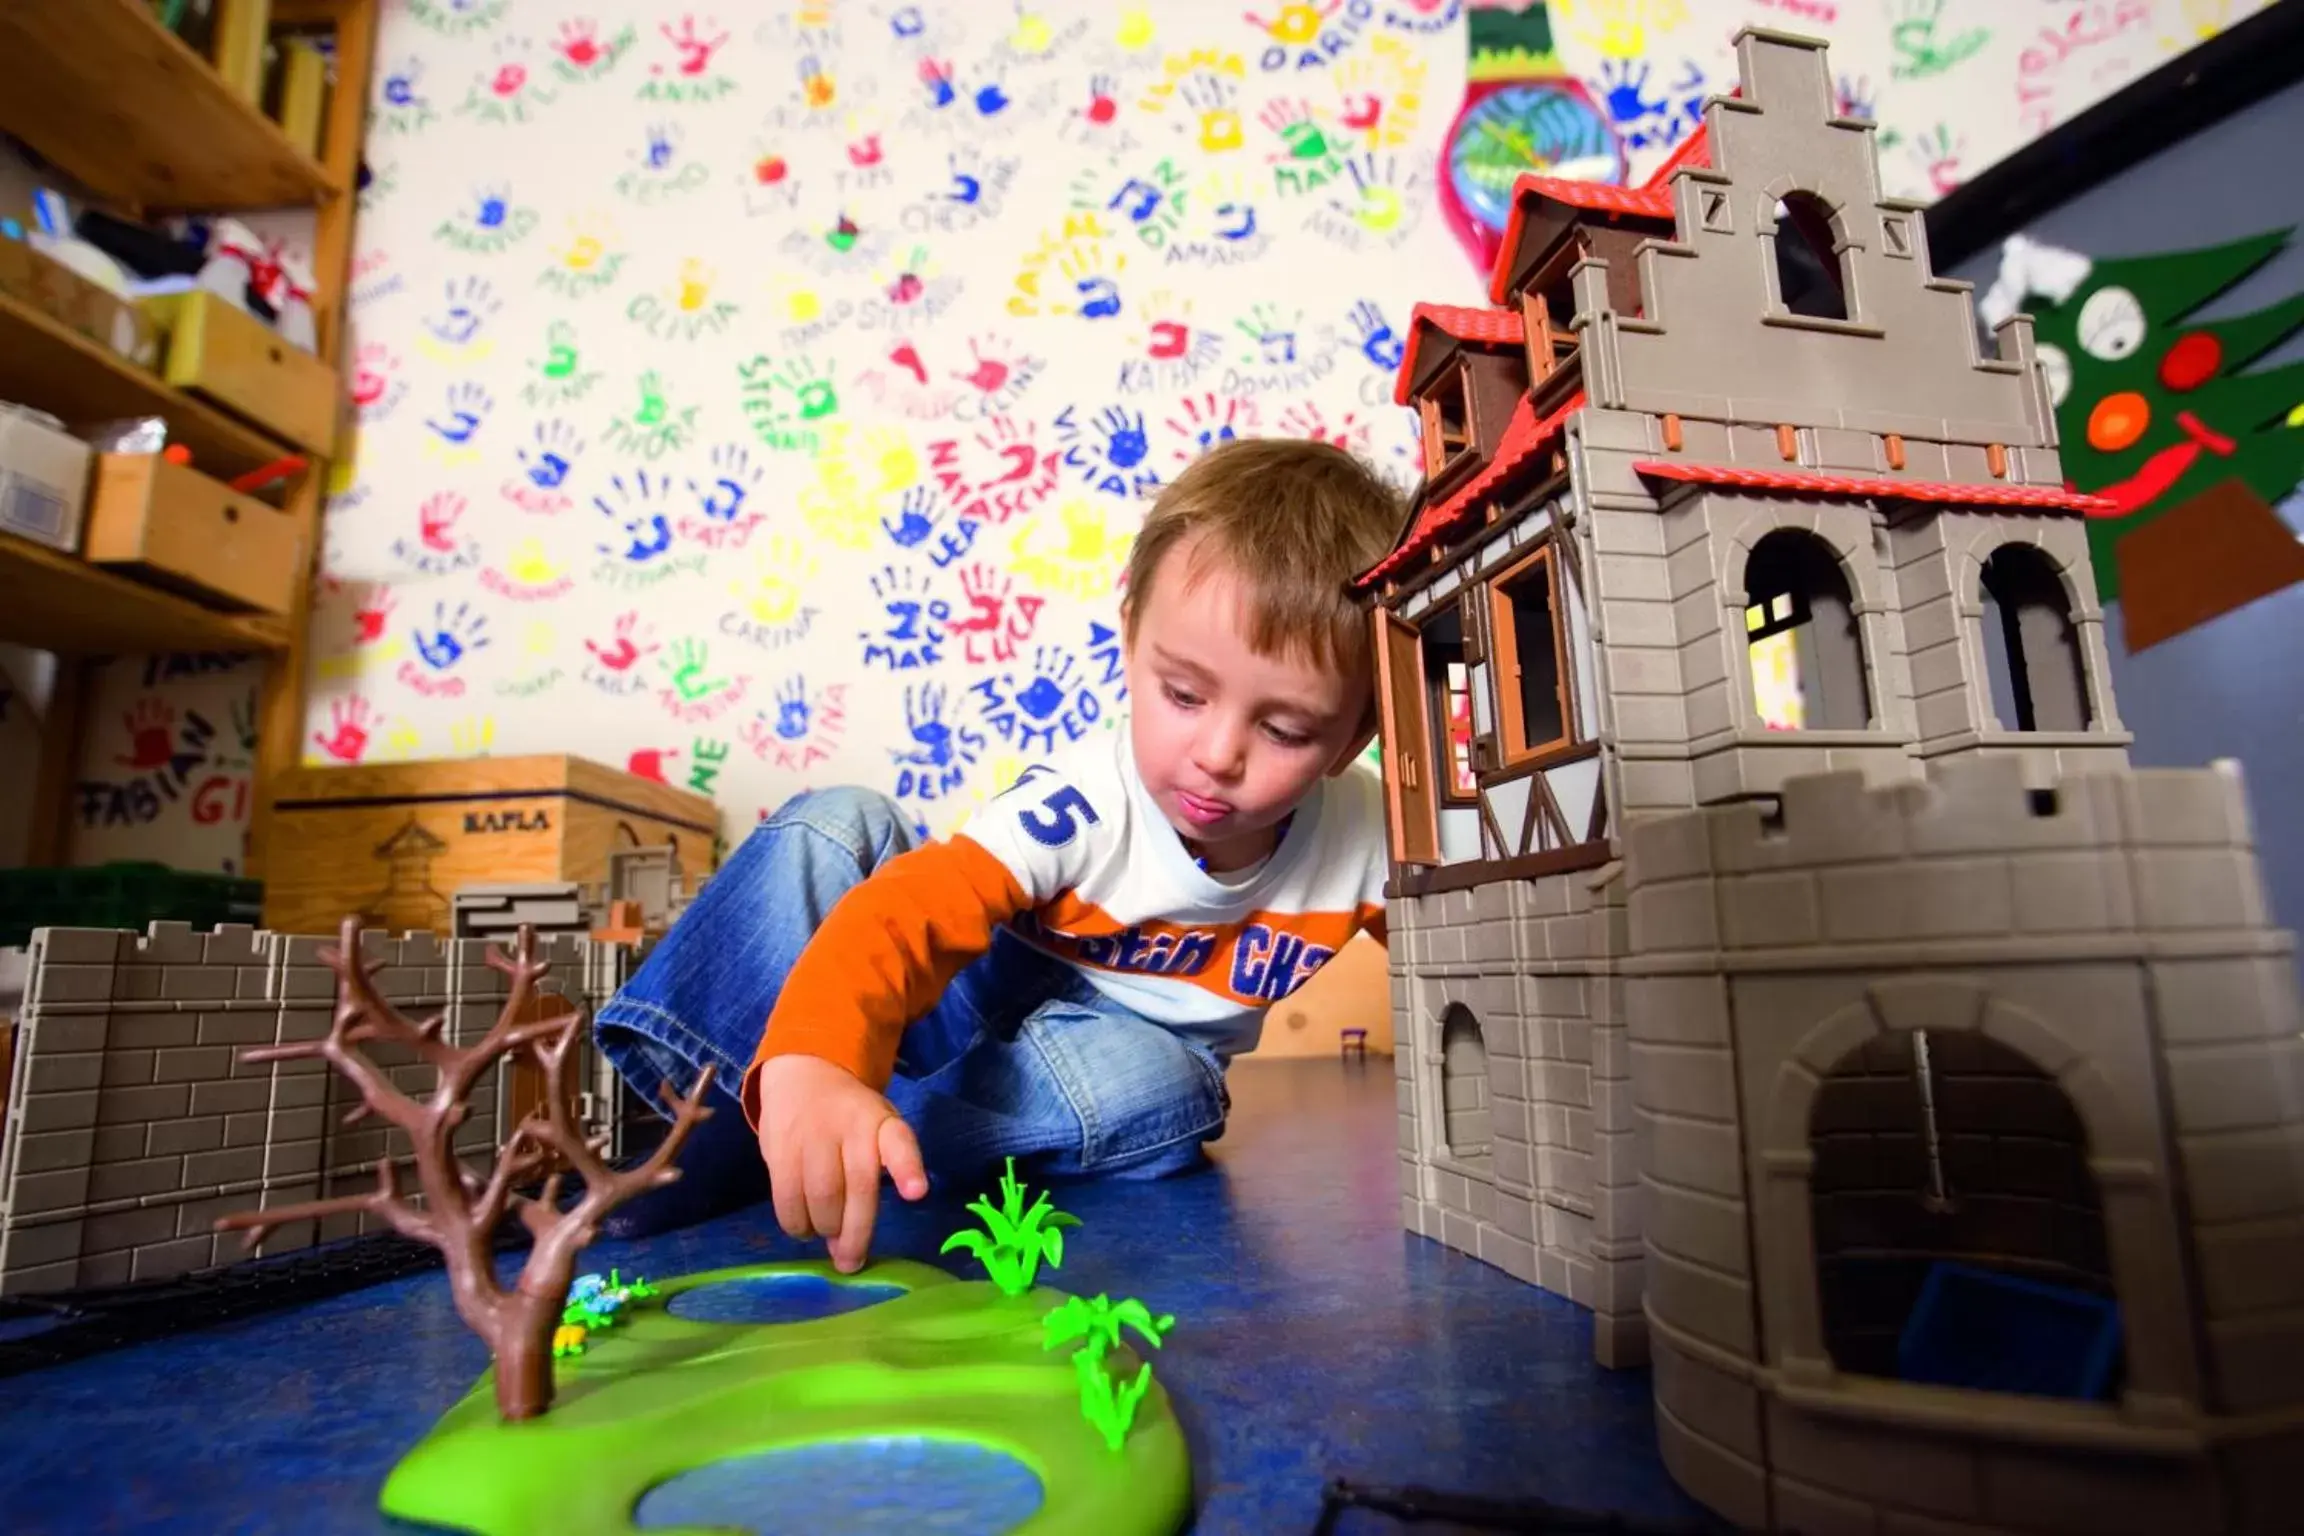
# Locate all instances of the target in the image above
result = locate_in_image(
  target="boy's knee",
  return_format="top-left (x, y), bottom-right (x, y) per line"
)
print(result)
top-left (760, 786), bottom-right (911, 862)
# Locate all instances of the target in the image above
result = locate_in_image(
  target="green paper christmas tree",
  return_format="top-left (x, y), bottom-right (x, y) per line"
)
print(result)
top-left (1990, 229), bottom-right (2304, 647)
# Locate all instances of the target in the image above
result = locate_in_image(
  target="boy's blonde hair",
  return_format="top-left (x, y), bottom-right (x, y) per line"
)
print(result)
top-left (1121, 437), bottom-right (1403, 685)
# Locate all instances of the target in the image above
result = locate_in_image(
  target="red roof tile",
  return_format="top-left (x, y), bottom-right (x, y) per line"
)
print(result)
top-left (1487, 179), bottom-right (1676, 304)
top-left (1628, 460), bottom-right (2119, 514)
top-left (1356, 391), bottom-right (1587, 589)
top-left (1394, 302), bottom-right (1527, 406)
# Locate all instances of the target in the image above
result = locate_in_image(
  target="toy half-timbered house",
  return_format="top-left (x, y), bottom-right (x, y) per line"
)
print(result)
top-left (1359, 27), bottom-right (2304, 1535)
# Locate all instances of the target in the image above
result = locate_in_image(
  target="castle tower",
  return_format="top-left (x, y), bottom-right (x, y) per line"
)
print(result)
top-left (1361, 25), bottom-right (2304, 1530)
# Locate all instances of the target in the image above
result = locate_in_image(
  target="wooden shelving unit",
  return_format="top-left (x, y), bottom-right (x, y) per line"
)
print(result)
top-left (0, 0), bottom-right (377, 876)
top-left (0, 0), bottom-right (340, 211)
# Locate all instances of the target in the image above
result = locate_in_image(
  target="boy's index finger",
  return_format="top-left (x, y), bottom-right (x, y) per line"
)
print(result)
top-left (835, 1131), bottom-right (883, 1272)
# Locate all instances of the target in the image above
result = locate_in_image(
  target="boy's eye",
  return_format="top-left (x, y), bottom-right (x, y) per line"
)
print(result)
top-left (1263, 724), bottom-right (1312, 747)
top-left (1163, 683), bottom-right (1201, 708)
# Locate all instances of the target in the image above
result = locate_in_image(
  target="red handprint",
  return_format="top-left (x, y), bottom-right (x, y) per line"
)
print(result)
top-left (1083, 74), bottom-right (1118, 125)
top-left (956, 336), bottom-right (1011, 394)
top-left (585, 611), bottom-right (659, 672)
top-left (1146, 319), bottom-right (1189, 360)
top-left (350, 345), bottom-right (395, 407)
top-left (354, 586), bottom-right (396, 645)
top-left (663, 14), bottom-right (727, 77)
top-left (950, 565), bottom-right (1007, 635)
top-left (627, 747), bottom-right (679, 783)
top-left (312, 695), bottom-right (375, 764)
top-left (418, 493), bottom-right (466, 553)
top-left (889, 341), bottom-right (929, 385)
top-left (1339, 93), bottom-right (1382, 133)
top-left (116, 697), bottom-right (176, 771)
top-left (492, 61), bottom-right (528, 96)
top-left (846, 134), bottom-right (884, 168)
top-left (557, 17), bottom-right (604, 67)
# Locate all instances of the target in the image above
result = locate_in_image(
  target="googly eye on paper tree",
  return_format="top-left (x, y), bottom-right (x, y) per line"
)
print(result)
top-left (1982, 229), bottom-right (2304, 650)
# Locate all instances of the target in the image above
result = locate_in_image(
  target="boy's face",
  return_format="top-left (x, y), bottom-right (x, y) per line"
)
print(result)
top-left (1123, 535), bottom-right (1374, 870)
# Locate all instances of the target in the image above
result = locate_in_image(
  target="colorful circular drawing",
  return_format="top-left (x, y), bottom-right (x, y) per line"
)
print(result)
top-left (1441, 78), bottom-right (1625, 272)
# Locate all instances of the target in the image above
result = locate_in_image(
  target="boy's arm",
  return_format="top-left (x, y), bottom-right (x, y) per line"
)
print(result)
top-left (741, 837), bottom-right (1033, 1119)
top-left (741, 758), bottom-right (1112, 1122)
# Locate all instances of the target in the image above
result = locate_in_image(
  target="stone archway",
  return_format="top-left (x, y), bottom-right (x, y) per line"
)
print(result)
top-left (1439, 1003), bottom-right (1492, 1168)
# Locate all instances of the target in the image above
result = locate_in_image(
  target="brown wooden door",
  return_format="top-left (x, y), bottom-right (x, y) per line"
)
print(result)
top-left (504, 992), bottom-right (580, 1135)
top-left (1374, 609), bottom-right (1440, 865)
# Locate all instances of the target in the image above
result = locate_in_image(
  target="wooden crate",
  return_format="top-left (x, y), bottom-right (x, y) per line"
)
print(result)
top-left (83, 452), bottom-right (301, 613)
top-left (141, 289), bottom-right (338, 456)
top-left (262, 756), bottom-right (717, 937)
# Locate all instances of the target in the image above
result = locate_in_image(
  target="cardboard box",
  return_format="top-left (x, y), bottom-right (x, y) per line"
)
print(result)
top-left (0, 408), bottom-right (91, 553)
top-left (141, 290), bottom-right (335, 455)
top-left (262, 756), bottom-right (718, 937)
top-left (0, 239), bottom-right (159, 369)
top-left (82, 452), bottom-right (301, 612)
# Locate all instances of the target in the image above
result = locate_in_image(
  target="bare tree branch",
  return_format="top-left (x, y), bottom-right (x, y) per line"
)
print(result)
top-left (218, 1158), bottom-right (443, 1252)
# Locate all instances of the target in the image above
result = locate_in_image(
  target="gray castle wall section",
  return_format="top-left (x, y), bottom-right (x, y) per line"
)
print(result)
top-left (0, 922), bottom-right (621, 1296)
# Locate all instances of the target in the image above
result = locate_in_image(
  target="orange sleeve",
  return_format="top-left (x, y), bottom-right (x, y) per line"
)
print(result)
top-left (740, 836), bottom-right (1034, 1122)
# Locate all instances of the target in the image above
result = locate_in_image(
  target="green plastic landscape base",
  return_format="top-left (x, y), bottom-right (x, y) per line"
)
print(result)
top-left (379, 1259), bottom-right (1192, 1536)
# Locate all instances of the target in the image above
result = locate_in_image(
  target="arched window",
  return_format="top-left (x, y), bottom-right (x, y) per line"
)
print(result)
top-left (1744, 530), bottom-right (1870, 730)
top-left (1980, 546), bottom-right (2091, 732)
top-left (1809, 1029), bottom-right (2119, 1401)
top-left (1772, 193), bottom-right (1849, 321)
top-left (1439, 1003), bottom-right (1491, 1165)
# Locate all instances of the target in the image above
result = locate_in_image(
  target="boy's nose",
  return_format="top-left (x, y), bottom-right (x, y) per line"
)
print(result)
top-left (1192, 722), bottom-right (1245, 782)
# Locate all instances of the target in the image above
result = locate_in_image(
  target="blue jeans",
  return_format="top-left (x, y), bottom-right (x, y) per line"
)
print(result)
top-left (594, 787), bottom-right (1230, 1194)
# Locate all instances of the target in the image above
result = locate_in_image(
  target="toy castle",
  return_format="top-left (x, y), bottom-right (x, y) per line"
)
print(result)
top-left (1363, 28), bottom-right (2303, 1535)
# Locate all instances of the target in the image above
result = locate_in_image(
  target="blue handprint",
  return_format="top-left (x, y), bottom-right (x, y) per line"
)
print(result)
top-left (1595, 58), bottom-right (1661, 128)
top-left (1076, 276), bottom-right (1122, 320)
top-left (425, 275), bottom-right (498, 345)
top-left (1348, 300), bottom-right (1403, 370)
top-left (520, 419), bottom-right (582, 489)
top-left (643, 123), bottom-right (678, 171)
top-left (887, 6), bottom-right (925, 37)
top-left (975, 82), bottom-right (1010, 117)
top-left (426, 382), bottom-right (493, 444)
top-left (471, 184), bottom-right (511, 230)
top-left (882, 485), bottom-right (941, 548)
top-left (947, 152), bottom-right (983, 205)
top-left (1096, 408), bottom-right (1149, 470)
top-left (1109, 177), bottom-right (1165, 224)
top-left (689, 444), bottom-right (758, 522)
top-left (1016, 648), bottom-right (1081, 722)
top-left (1238, 304), bottom-right (1299, 366)
top-left (382, 60), bottom-right (424, 108)
top-left (595, 471), bottom-right (675, 563)
top-left (1215, 200), bottom-right (1258, 242)
top-left (415, 602), bottom-right (489, 671)
top-left (897, 683), bottom-right (957, 767)
top-left (773, 676), bottom-right (812, 740)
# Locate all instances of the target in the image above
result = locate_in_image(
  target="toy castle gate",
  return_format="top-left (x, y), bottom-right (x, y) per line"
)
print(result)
top-left (1361, 27), bottom-right (2304, 1534)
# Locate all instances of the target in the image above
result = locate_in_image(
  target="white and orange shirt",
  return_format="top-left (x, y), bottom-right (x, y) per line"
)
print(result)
top-left (746, 728), bottom-right (1390, 1102)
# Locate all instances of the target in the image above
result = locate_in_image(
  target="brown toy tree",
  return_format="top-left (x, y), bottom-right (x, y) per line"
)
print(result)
top-left (216, 916), bottom-right (715, 1421)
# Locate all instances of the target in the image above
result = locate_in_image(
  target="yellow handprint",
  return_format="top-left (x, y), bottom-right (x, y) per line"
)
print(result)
top-left (522, 618), bottom-right (556, 656)
top-left (382, 722), bottom-right (423, 759)
top-left (555, 212), bottom-right (617, 272)
top-left (677, 258), bottom-right (714, 313)
top-left (506, 539), bottom-right (563, 587)
top-left (1553, 0), bottom-right (1687, 60)
top-left (863, 426), bottom-right (919, 495)
top-left (1199, 107), bottom-right (1243, 153)
top-left (1011, 10), bottom-right (1054, 53)
top-left (451, 716), bottom-right (497, 755)
top-left (1011, 495), bottom-right (1132, 598)
top-left (733, 536), bottom-right (816, 624)
top-left (1116, 7), bottom-right (1154, 49)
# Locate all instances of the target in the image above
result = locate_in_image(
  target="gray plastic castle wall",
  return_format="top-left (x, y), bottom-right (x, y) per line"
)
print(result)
top-left (0, 922), bottom-right (632, 1296)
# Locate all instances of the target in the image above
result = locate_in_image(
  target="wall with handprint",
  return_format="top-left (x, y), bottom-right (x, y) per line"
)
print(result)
top-left (34, 0), bottom-right (2276, 886)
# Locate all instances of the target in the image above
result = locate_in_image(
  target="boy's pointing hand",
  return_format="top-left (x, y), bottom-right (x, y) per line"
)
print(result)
top-left (753, 1053), bottom-right (930, 1273)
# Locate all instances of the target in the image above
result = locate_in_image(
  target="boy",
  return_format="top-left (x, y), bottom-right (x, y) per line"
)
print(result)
top-left (594, 437), bottom-right (1402, 1269)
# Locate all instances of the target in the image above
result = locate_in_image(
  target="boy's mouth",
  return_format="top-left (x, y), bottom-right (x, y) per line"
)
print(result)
top-left (1176, 792), bottom-right (1232, 827)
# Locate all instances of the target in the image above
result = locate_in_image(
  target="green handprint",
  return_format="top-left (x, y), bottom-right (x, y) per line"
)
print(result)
top-left (1889, 0), bottom-right (1988, 81)
top-left (1279, 117), bottom-right (1330, 162)
top-left (664, 637), bottom-right (726, 702)
top-left (636, 370), bottom-right (668, 426)
top-left (798, 378), bottom-right (838, 419)
top-left (542, 321), bottom-right (579, 380)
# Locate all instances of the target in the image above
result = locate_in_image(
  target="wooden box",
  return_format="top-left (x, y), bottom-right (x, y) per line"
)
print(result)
top-left (262, 756), bottom-right (719, 938)
top-left (83, 452), bottom-right (301, 613)
top-left (141, 290), bottom-right (337, 455)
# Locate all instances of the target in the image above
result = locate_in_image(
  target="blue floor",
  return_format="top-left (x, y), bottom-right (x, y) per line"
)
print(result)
top-left (0, 1059), bottom-right (1712, 1535)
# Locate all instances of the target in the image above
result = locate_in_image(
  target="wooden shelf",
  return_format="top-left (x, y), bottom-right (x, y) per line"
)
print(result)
top-left (0, 0), bottom-right (338, 211)
top-left (0, 527), bottom-right (287, 656)
top-left (0, 291), bottom-right (286, 482)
